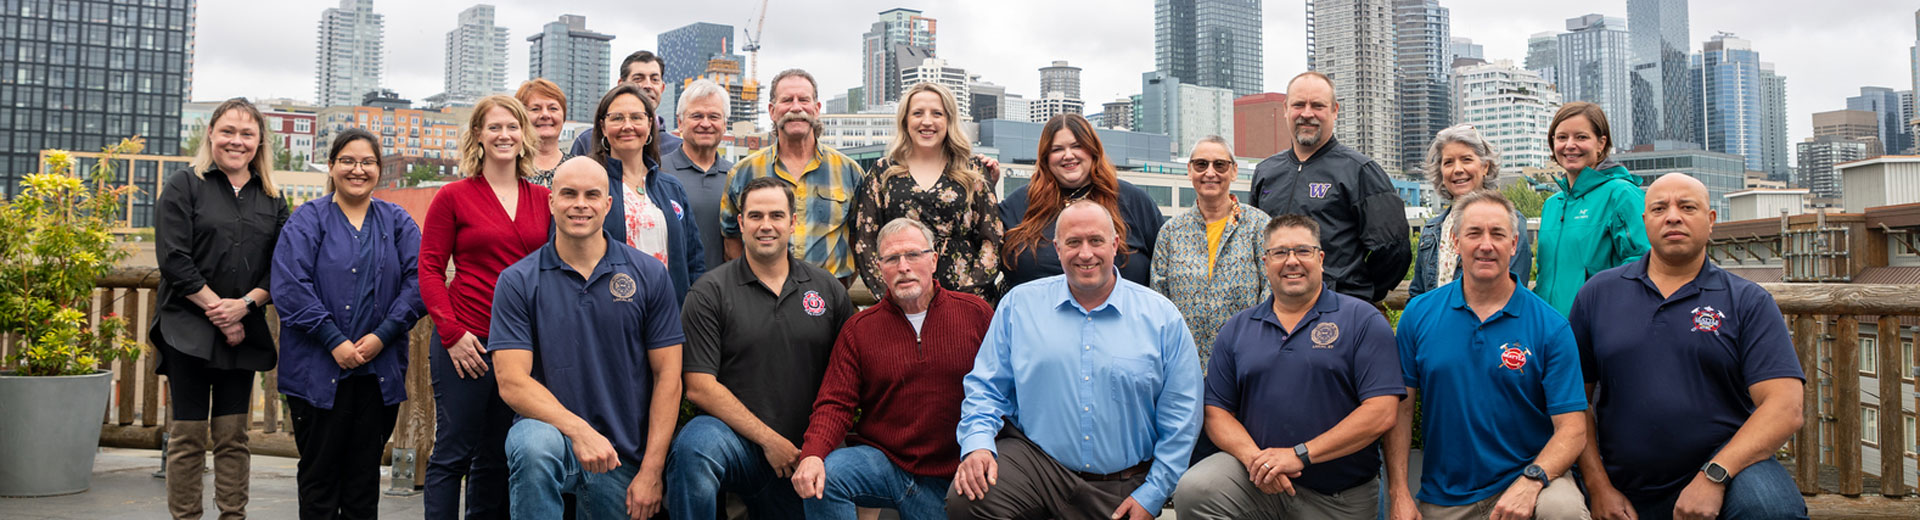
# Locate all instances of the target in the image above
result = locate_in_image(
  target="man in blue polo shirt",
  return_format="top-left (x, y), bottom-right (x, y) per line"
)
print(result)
top-left (1389, 190), bottom-right (1589, 520)
top-left (1573, 173), bottom-right (1808, 520)
top-left (1172, 214), bottom-right (1403, 519)
top-left (491, 157), bottom-right (686, 519)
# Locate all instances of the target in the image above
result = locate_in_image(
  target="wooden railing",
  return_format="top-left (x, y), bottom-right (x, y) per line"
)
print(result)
top-left (10, 270), bottom-right (1919, 508)
top-left (0, 268), bottom-right (436, 493)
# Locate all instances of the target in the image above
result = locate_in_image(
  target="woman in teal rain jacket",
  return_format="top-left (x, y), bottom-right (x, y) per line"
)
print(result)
top-left (1535, 101), bottom-right (1650, 315)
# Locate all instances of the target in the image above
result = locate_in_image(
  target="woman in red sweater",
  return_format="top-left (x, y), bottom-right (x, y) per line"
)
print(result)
top-left (418, 95), bottom-right (550, 519)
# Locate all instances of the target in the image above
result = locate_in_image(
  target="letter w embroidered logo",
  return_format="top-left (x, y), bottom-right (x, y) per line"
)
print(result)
top-left (1308, 183), bottom-right (1332, 198)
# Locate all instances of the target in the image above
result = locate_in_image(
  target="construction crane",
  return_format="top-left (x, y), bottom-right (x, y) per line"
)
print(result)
top-left (743, 0), bottom-right (768, 85)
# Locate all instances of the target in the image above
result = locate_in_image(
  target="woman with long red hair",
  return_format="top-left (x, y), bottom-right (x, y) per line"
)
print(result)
top-left (998, 113), bottom-right (1164, 291)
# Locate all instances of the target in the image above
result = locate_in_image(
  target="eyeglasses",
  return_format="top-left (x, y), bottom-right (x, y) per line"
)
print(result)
top-left (878, 249), bottom-right (934, 266)
top-left (1189, 159), bottom-right (1235, 173)
top-left (603, 113), bottom-right (650, 127)
top-left (333, 157), bottom-right (379, 170)
top-left (1263, 245), bottom-right (1322, 260)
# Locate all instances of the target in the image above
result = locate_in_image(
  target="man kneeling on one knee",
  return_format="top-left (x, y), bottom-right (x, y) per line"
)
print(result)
top-left (1389, 190), bottom-right (1590, 520)
top-left (492, 157), bottom-right (686, 519)
top-left (1172, 214), bottom-right (1405, 519)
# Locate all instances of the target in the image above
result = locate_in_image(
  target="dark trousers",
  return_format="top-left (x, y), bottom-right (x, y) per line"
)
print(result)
top-left (289, 375), bottom-right (399, 520)
top-left (426, 334), bottom-right (512, 520)
top-left (162, 345), bottom-right (254, 420)
top-left (945, 427), bottom-right (1147, 520)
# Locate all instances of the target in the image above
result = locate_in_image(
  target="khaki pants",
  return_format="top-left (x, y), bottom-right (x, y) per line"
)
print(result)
top-left (1173, 452), bottom-right (1379, 520)
top-left (945, 428), bottom-right (1148, 520)
top-left (1416, 476), bottom-right (1589, 520)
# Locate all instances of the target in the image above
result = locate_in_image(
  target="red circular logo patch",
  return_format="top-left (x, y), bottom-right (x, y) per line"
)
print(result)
top-left (802, 290), bottom-right (826, 316)
top-left (1500, 346), bottom-right (1528, 371)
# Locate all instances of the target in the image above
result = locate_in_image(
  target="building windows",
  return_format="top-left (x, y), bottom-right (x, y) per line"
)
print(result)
top-left (294, 120), bottom-right (310, 133)
top-left (1863, 407), bottom-right (1879, 445)
top-left (1861, 336), bottom-right (1877, 375)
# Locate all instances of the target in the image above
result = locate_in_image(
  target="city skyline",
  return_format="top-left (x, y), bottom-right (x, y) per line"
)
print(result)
top-left (193, 0), bottom-right (1909, 163)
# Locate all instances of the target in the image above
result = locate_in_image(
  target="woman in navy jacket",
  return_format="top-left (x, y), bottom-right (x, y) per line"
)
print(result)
top-left (590, 83), bottom-right (705, 302)
top-left (271, 128), bottom-right (428, 518)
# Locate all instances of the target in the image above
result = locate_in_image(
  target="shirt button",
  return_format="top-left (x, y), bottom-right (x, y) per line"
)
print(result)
top-left (1083, 406), bottom-right (1090, 411)
top-left (1084, 345), bottom-right (1090, 351)
top-left (1085, 464), bottom-right (1092, 469)
top-left (343, 305), bottom-right (351, 310)
top-left (1083, 376), bottom-right (1090, 381)
top-left (351, 268), bottom-right (358, 273)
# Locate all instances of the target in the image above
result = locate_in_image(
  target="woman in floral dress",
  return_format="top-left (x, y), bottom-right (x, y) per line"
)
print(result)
top-left (850, 82), bottom-right (1003, 300)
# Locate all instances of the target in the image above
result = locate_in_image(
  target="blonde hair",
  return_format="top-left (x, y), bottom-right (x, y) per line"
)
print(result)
top-left (191, 97), bottom-right (280, 198)
top-left (882, 82), bottom-right (985, 197)
top-left (459, 95), bottom-right (537, 179)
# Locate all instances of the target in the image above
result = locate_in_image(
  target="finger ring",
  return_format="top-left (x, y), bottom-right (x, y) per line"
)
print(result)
top-left (1262, 463), bottom-right (1272, 469)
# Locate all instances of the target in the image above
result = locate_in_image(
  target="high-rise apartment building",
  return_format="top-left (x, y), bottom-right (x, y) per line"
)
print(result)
top-left (1029, 93), bottom-right (1084, 124)
top-left (1454, 60), bottom-right (1561, 171)
top-left (1758, 64), bottom-right (1790, 182)
top-left (1102, 99), bottom-right (1135, 131)
top-left (442, 4), bottom-right (509, 101)
top-left (1039, 60), bottom-right (1082, 101)
top-left (1813, 109), bottom-right (1884, 156)
top-left (970, 81), bottom-right (1006, 121)
top-left (1525, 32), bottom-right (1559, 87)
top-left (659, 22), bottom-right (741, 93)
top-left (1154, 0), bottom-right (1263, 97)
top-left (2, 0), bottom-right (196, 210)
top-left (316, 0), bottom-right (384, 108)
top-left (1628, 0), bottom-right (1698, 148)
top-left (1397, 0), bottom-right (1452, 179)
top-left (1558, 14), bottom-right (1635, 151)
top-left (528, 15), bottom-right (614, 121)
top-left (1449, 36), bottom-right (1482, 64)
top-left (1848, 87), bottom-right (1912, 156)
top-left (1695, 34), bottom-right (1787, 179)
top-left (1141, 71), bottom-right (1233, 157)
top-left (900, 58), bottom-right (970, 120)
top-left (1798, 136), bottom-right (1870, 198)
top-left (860, 8), bottom-right (936, 107)
top-left (1307, 0), bottom-right (1401, 174)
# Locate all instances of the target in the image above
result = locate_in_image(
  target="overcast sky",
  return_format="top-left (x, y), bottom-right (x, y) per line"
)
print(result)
top-left (195, 0), bottom-right (1918, 157)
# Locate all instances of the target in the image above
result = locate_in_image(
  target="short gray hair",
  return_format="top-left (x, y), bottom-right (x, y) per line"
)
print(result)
top-left (1425, 124), bottom-right (1501, 201)
top-left (1449, 189), bottom-right (1521, 239)
top-left (1190, 135), bottom-right (1232, 156)
top-left (677, 78), bottom-right (731, 122)
top-left (878, 218), bottom-right (935, 250)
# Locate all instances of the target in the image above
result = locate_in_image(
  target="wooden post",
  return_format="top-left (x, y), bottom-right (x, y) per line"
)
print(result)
top-left (1835, 316), bottom-right (1863, 497)
top-left (1877, 316), bottom-right (1906, 497)
top-left (1794, 314), bottom-right (1822, 494)
top-left (116, 288), bottom-right (137, 425)
top-left (139, 288), bottom-right (160, 427)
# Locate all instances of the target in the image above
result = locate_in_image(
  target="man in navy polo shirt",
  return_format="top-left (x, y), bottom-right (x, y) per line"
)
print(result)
top-left (1172, 214), bottom-right (1403, 519)
top-left (1573, 173), bottom-right (1808, 520)
top-left (491, 157), bottom-right (686, 519)
top-left (1389, 190), bottom-right (1589, 520)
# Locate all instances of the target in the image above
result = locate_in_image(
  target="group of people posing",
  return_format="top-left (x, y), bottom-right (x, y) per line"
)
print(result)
top-left (149, 49), bottom-right (1807, 520)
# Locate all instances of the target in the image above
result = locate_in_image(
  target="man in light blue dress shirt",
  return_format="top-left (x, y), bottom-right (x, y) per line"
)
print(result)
top-left (948, 200), bottom-right (1203, 520)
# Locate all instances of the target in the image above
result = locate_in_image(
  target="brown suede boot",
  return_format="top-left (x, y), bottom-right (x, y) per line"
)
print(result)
top-left (209, 414), bottom-right (250, 520)
top-left (165, 419), bottom-right (208, 520)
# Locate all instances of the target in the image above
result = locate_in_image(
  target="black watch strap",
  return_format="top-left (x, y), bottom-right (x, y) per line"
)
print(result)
top-left (1523, 463), bottom-right (1551, 486)
top-left (1293, 443), bottom-right (1312, 467)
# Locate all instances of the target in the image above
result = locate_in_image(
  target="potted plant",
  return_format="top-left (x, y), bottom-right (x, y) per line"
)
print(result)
top-left (0, 138), bottom-right (144, 497)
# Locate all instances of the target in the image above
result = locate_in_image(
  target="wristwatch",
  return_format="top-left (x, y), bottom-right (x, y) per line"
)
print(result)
top-left (1701, 461), bottom-right (1730, 484)
top-left (1522, 464), bottom-right (1551, 486)
top-left (241, 296), bottom-right (259, 312)
top-left (1293, 443), bottom-right (1312, 468)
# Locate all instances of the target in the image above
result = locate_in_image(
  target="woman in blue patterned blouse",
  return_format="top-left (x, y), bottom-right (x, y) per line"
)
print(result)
top-left (1150, 135), bottom-right (1270, 367)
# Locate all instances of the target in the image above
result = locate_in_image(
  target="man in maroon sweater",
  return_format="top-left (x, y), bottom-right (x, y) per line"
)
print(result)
top-left (789, 217), bottom-right (995, 519)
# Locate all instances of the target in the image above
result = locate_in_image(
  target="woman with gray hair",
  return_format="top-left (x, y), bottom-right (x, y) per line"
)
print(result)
top-left (1409, 124), bottom-right (1532, 297)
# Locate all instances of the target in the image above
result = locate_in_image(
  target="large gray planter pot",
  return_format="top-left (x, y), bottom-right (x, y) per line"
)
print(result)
top-left (0, 370), bottom-right (112, 497)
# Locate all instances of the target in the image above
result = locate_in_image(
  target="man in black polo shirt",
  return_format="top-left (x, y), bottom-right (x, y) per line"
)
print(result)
top-left (665, 176), bottom-right (854, 520)
top-left (1572, 173), bottom-right (1807, 520)
top-left (1249, 72), bottom-right (1410, 304)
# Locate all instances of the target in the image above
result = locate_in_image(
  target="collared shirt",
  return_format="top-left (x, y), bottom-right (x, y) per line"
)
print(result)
top-left (800, 284), bottom-right (995, 477)
top-left (1150, 201), bottom-right (1270, 364)
top-left (271, 195), bottom-right (425, 408)
top-left (1572, 258), bottom-right (1803, 502)
top-left (154, 167), bottom-right (288, 371)
top-left (1395, 281), bottom-right (1586, 506)
top-left (489, 233), bottom-right (685, 463)
top-left (719, 141), bottom-right (866, 278)
top-left (1249, 137), bottom-right (1412, 303)
top-left (1206, 288), bottom-right (1404, 494)
top-left (958, 274), bottom-right (1202, 515)
top-left (661, 147), bottom-right (733, 269)
top-left (683, 256), bottom-right (854, 444)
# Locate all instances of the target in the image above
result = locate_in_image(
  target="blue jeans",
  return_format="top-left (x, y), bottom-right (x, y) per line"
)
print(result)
top-left (1631, 458), bottom-right (1808, 520)
top-left (803, 445), bottom-right (952, 520)
top-left (664, 415), bottom-right (804, 520)
top-left (506, 418), bottom-right (642, 519)
top-left (427, 332), bottom-right (513, 519)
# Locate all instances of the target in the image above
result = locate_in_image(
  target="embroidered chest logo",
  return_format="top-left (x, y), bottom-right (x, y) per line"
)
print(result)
top-left (1498, 343), bottom-right (1532, 373)
top-left (1690, 306), bottom-right (1726, 334)
top-left (802, 290), bottom-right (826, 316)
top-left (1308, 183), bottom-right (1333, 198)
top-left (610, 273), bottom-right (636, 302)
top-left (672, 200), bottom-right (685, 219)
top-left (1310, 322), bottom-right (1340, 348)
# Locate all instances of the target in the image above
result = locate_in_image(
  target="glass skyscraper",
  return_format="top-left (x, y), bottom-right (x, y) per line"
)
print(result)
top-left (1396, 0), bottom-right (1450, 179)
top-left (0, 0), bottom-right (195, 212)
top-left (528, 14), bottom-right (613, 122)
top-left (1557, 14), bottom-right (1635, 152)
top-left (1695, 34), bottom-right (1784, 176)
top-left (658, 22), bottom-right (740, 94)
top-left (1155, 0), bottom-right (1263, 98)
top-left (1628, 0), bottom-right (1698, 148)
